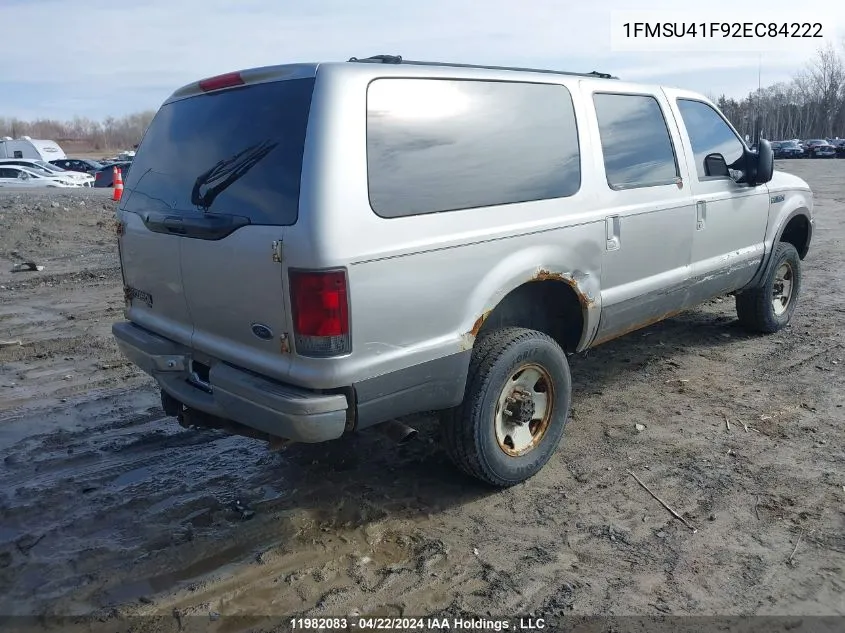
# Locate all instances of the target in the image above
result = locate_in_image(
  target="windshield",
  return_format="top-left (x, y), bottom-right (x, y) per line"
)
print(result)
top-left (123, 77), bottom-right (315, 226)
top-left (23, 165), bottom-right (54, 176)
top-left (36, 160), bottom-right (63, 171)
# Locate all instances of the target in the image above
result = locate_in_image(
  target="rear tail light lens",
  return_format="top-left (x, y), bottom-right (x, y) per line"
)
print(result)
top-left (289, 270), bottom-right (351, 357)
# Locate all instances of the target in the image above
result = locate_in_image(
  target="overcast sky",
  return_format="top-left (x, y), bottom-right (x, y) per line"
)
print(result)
top-left (2, 0), bottom-right (844, 120)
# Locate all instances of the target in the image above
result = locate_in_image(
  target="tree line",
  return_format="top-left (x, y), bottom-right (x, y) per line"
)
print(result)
top-left (0, 111), bottom-right (156, 151)
top-left (3, 42), bottom-right (845, 148)
top-left (708, 43), bottom-right (845, 141)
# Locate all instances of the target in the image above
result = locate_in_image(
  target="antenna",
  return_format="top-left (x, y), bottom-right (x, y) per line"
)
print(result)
top-left (754, 53), bottom-right (762, 143)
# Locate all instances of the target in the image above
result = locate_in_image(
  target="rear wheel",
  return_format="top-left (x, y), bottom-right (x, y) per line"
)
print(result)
top-left (441, 327), bottom-right (571, 487)
top-left (736, 242), bottom-right (802, 333)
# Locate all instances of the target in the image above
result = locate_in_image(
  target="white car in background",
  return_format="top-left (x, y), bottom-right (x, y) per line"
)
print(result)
top-left (0, 158), bottom-right (94, 186)
top-left (0, 164), bottom-right (87, 188)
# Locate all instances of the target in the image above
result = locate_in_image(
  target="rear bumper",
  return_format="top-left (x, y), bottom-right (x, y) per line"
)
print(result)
top-left (112, 321), bottom-right (349, 443)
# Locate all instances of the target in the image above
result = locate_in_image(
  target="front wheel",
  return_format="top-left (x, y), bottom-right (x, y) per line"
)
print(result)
top-left (736, 242), bottom-right (802, 333)
top-left (441, 327), bottom-right (572, 487)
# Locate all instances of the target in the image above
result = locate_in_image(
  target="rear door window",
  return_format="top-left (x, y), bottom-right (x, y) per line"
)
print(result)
top-left (123, 78), bottom-right (315, 226)
top-left (366, 78), bottom-right (581, 218)
top-left (593, 93), bottom-right (680, 189)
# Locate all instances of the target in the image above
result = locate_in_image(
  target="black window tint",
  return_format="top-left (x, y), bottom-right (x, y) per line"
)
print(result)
top-left (123, 78), bottom-right (314, 225)
top-left (0, 168), bottom-right (17, 178)
top-left (593, 93), bottom-right (679, 189)
top-left (676, 99), bottom-right (745, 179)
top-left (367, 79), bottom-right (580, 218)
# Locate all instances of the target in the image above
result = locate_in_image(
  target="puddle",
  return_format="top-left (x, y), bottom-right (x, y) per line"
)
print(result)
top-left (0, 525), bottom-right (21, 544)
top-left (112, 466), bottom-right (151, 487)
top-left (260, 486), bottom-right (285, 502)
top-left (102, 578), bottom-right (156, 605)
top-left (103, 542), bottom-right (259, 606)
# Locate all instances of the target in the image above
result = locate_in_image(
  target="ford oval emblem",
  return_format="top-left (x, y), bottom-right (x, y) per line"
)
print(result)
top-left (251, 323), bottom-right (273, 340)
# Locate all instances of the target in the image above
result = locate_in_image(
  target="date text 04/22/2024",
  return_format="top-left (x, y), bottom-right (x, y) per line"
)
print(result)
top-left (288, 617), bottom-right (547, 630)
top-left (622, 22), bottom-right (823, 38)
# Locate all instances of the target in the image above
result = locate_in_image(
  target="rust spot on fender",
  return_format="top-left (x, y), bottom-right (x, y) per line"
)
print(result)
top-left (532, 269), bottom-right (596, 309)
top-left (461, 310), bottom-right (492, 350)
top-left (470, 311), bottom-right (491, 337)
top-left (533, 268), bottom-right (567, 282)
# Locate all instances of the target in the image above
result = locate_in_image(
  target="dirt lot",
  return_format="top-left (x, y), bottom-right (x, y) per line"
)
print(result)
top-left (0, 161), bottom-right (843, 627)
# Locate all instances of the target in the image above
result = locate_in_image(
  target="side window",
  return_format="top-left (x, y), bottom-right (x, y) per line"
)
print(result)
top-left (676, 99), bottom-right (745, 179)
top-left (593, 93), bottom-right (679, 189)
top-left (0, 168), bottom-right (16, 178)
top-left (366, 78), bottom-right (581, 218)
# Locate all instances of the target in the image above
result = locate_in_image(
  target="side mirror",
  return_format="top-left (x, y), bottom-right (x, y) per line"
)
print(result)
top-left (18, 172), bottom-right (28, 180)
top-left (751, 139), bottom-right (774, 185)
top-left (704, 153), bottom-right (729, 178)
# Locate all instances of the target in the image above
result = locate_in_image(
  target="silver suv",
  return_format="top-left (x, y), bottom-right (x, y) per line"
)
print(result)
top-left (113, 56), bottom-right (814, 486)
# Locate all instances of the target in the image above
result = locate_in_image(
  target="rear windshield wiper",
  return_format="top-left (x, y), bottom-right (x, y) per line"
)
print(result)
top-left (190, 140), bottom-right (278, 211)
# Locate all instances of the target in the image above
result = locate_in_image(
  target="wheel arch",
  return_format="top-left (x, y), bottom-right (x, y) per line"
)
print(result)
top-left (778, 211), bottom-right (812, 259)
top-left (741, 206), bottom-right (812, 293)
top-left (464, 265), bottom-right (601, 354)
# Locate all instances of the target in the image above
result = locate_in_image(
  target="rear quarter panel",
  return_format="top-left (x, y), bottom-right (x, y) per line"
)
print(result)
top-left (283, 64), bottom-right (610, 389)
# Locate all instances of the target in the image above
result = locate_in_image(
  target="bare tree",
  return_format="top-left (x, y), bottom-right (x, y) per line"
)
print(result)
top-left (0, 111), bottom-right (155, 151)
top-left (708, 44), bottom-right (845, 140)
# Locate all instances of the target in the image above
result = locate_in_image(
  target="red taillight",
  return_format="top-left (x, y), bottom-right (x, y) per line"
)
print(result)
top-left (198, 72), bottom-right (244, 92)
top-left (289, 270), bottom-right (350, 357)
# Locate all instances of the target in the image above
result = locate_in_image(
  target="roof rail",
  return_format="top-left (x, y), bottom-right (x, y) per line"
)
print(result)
top-left (348, 55), bottom-right (403, 64)
top-left (346, 55), bottom-right (618, 79)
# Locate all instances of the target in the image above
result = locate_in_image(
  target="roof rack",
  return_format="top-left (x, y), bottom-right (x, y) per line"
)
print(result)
top-left (347, 55), bottom-right (617, 80)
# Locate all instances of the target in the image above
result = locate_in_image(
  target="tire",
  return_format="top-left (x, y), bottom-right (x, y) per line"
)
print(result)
top-left (441, 327), bottom-right (572, 487)
top-left (736, 242), bottom-right (802, 334)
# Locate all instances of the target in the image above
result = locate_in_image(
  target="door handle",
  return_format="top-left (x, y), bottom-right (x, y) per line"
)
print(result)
top-left (696, 200), bottom-right (706, 230)
top-left (605, 215), bottom-right (620, 251)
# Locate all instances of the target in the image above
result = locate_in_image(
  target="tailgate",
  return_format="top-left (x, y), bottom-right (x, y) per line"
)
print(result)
top-left (118, 70), bottom-right (316, 380)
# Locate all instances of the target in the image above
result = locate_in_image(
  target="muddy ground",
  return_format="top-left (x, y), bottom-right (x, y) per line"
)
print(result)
top-left (0, 161), bottom-right (843, 628)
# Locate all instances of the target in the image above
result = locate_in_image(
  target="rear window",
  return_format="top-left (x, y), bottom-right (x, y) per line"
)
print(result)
top-left (123, 77), bottom-right (314, 225)
top-left (366, 78), bottom-right (581, 218)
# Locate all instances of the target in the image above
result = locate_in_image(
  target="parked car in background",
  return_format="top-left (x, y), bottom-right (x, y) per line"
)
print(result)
top-left (94, 161), bottom-right (131, 187)
top-left (50, 158), bottom-right (104, 175)
top-left (804, 140), bottom-right (836, 158)
top-left (0, 158), bottom-right (94, 185)
top-left (772, 140), bottom-right (805, 159)
top-left (830, 139), bottom-right (845, 158)
top-left (0, 165), bottom-right (87, 188)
